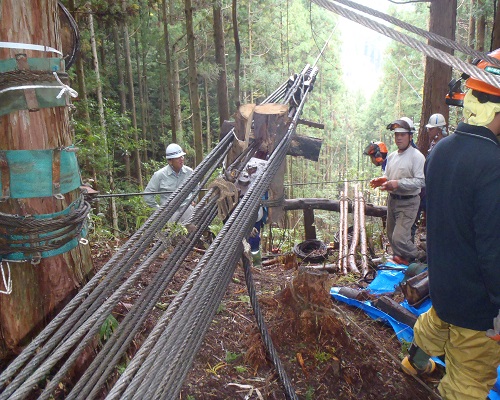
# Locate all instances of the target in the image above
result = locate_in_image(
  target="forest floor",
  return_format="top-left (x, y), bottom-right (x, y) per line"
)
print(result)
top-left (90, 227), bottom-right (443, 400)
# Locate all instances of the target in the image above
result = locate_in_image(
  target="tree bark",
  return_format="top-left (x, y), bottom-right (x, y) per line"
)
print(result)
top-left (476, 0), bottom-right (486, 51)
top-left (468, 0), bottom-right (476, 61)
top-left (162, 0), bottom-right (177, 144)
top-left (232, 0), bottom-right (241, 109)
top-left (121, 0), bottom-right (143, 187)
top-left (491, 1), bottom-right (500, 49)
top-left (213, 1), bottom-right (230, 127)
top-left (0, 0), bottom-right (93, 359)
top-left (88, 4), bottom-right (120, 238)
top-left (184, 0), bottom-right (203, 166)
top-left (417, 0), bottom-right (457, 157)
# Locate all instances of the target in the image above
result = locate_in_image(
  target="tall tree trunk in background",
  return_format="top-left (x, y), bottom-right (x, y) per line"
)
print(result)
top-left (491, 2), bottom-right (500, 49)
top-left (69, 0), bottom-right (98, 188)
top-left (204, 78), bottom-right (212, 151)
top-left (162, 0), bottom-right (177, 144)
top-left (135, 33), bottom-right (148, 163)
top-left (248, 0), bottom-right (253, 103)
top-left (468, 0), bottom-right (476, 61)
top-left (0, 0), bottom-right (93, 359)
top-left (173, 46), bottom-right (183, 141)
top-left (121, 0), bottom-right (143, 188)
top-left (185, 0), bottom-right (203, 166)
top-left (113, 22), bottom-right (127, 115)
top-left (476, 0), bottom-right (486, 51)
top-left (213, 1), bottom-right (230, 127)
top-left (232, 0), bottom-right (241, 109)
top-left (416, 0), bottom-right (456, 157)
top-left (113, 20), bottom-right (131, 178)
top-left (89, 4), bottom-right (120, 238)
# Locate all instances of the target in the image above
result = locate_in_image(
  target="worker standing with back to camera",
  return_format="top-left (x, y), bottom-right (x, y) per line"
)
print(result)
top-left (370, 117), bottom-right (426, 265)
top-left (402, 49), bottom-right (500, 400)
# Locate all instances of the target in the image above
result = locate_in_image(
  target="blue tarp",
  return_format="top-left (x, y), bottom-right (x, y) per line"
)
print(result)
top-left (331, 261), bottom-right (499, 398)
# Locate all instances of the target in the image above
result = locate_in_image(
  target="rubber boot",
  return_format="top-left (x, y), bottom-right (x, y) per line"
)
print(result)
top-left (401, 343), bottom-right (436, 376)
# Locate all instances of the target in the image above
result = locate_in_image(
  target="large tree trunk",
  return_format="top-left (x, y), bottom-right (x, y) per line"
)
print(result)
top-left (0, 0), bottom-right (93, 359)
top-left (416, 0), bottom-right (457, 157)
top-left (184, 0), bottom-right (203, 166)
top-left (213, 1), bottom-right (230, 127)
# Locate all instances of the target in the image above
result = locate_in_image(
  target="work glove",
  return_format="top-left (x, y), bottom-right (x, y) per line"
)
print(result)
top-left (370, 177), bottom-right (387, 189)
top-left (486, 309), bottom-right (500, 343)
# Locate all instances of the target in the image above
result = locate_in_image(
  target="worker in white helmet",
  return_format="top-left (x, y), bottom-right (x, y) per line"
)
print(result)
top-left (370, 117), bottom-right (426, 265)
top-left (143, 143), bottom-right (195, 223)
top-left (425, 113), bottom-right (448, 154)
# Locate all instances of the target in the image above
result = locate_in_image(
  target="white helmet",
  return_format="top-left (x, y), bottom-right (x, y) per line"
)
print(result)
top-left (425, 113), bottom-right (446, 128)
top-left (165, 143), bottom-right (186, 159)
top-left (400, 117), bottom-right (415, 133)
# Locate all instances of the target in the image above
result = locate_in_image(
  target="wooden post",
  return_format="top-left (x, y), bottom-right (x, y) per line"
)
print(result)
top-left (303, 208), bottom-right (316, 240)
top-left (0, 0), bottom-right (93, 359)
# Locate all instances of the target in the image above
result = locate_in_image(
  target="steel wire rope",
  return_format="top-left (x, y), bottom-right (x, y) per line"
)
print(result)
top-left (108, 89), bottom-right (294, 398)
top-left (120, 122), bottom-right (293, 399)
top-left (241, 253), bottom-right (298, 400)
top-left (129, 73), bottom-right (314, 398)
top-left (29, 193), bottom-right (223, 400)
top-left (69, 198), bottom-right (220, 400)
top-left (331, 0), bottom-right (500, 67)
top-left (0, 133), bottom-right (234, 399)
top-left (151, 69), bottom-right (318, 400)
top-left (17, 141), bottom-right (234, 400)
top-left (311, 0), bottom-right (500, 90)
top-left (153, 124), bottom-right (302, 400)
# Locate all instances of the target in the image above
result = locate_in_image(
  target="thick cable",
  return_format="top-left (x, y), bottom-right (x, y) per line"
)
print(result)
top-left (331, 0), bottom-right (500, 67)
top-left (311, 0), bottom-right (500, 89)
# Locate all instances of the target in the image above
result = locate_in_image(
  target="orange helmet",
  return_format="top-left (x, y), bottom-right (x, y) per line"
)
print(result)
top-left (465, 48), bottom-right (500, 101)
top-left (363, 141), bottom-right (388, 166)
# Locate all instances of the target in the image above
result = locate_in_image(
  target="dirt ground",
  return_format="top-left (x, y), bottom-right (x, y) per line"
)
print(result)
top-left (171, 254), bottom-right (443, 400)
top-left (92, 230), bottom-right (441, 400)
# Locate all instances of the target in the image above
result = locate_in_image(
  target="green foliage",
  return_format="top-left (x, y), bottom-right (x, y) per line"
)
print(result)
top-left (305, 386), bottom-right (315, 400)
top-left (99, 314), bottom-right (118, 346)
top-left (225, 350), bottom-right (242, 363)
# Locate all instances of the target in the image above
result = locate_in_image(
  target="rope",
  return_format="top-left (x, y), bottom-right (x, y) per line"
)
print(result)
top-left (311, 0), bottom-right (500, 89)
top-left (242, 249), bottom-right (298, 400)
top-left (0, 196), bottom-right (89, 260)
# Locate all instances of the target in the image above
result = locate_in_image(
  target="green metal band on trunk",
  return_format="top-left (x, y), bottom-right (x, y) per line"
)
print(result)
top-left (0, 57), bottom-right (67, 116)
top-left (0, 147), bottom-right (81, 199)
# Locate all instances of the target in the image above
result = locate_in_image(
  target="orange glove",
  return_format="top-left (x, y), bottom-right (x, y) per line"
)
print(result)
top-left (370, 177), bottom-right (387, 189)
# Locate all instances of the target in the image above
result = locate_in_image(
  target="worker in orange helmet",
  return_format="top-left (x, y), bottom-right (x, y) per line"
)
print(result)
top-left (363, 141), bottom-right (388, 171)
top-left (402, 48), bottom-right (500, 400)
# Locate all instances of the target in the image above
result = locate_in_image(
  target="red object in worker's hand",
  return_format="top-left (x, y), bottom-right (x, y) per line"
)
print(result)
top-left (370, 177), bottom-right (387, 189)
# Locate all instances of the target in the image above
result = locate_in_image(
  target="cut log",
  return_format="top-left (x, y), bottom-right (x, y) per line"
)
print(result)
top-left (283, 198), bottom-right (387, 218)
top-left (372, 295), bottom-right (418, 327)
top-left (288, 134), bottom-right (322, 161)
top-left (252, 103), bottom-right (290, 224)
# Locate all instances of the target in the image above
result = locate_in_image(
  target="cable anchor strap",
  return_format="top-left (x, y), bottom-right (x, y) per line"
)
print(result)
top-left (208, 178), bottom-right (239, 220)
top-left (0, 261), bottom-right (13, 295)
top-left (0, 41), bottom-right (63, 56)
